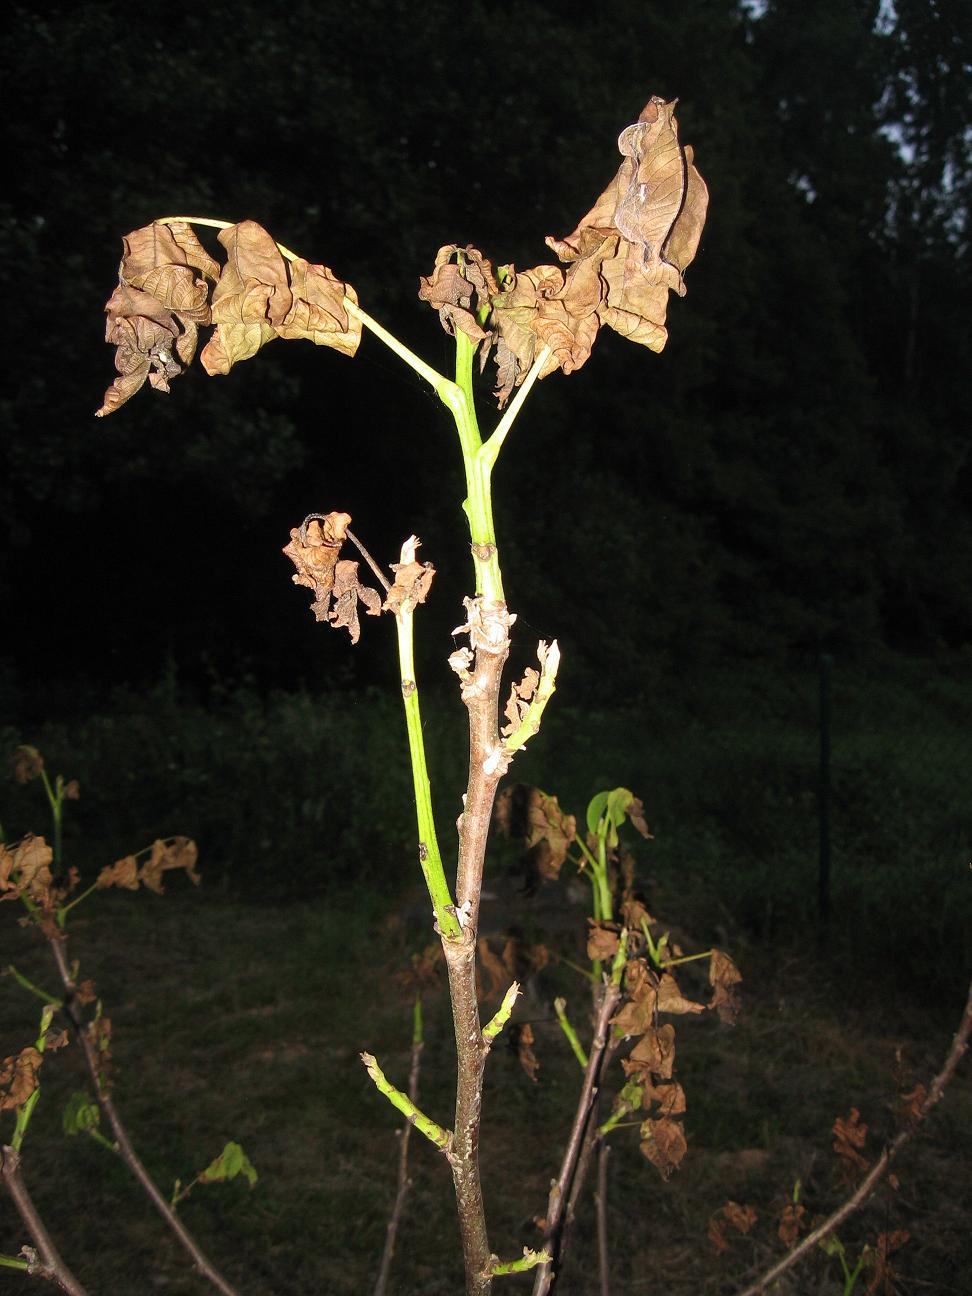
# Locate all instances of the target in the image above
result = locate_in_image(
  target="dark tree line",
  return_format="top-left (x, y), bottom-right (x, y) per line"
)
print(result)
top-left (1, 0), bottom-right (968, 709)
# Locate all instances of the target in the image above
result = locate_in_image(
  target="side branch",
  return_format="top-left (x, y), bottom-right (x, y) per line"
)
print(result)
top-left (1, 1146), bottom-right (88, 1296)
top-left (47, 937), bottom-right (242, 1296)
top-left (735, 978), bottom-right (972, 1296)
top-left (360, 1052), bottom-right (450, 1151)
top-left (532, 979), bottom-right (622, 1296)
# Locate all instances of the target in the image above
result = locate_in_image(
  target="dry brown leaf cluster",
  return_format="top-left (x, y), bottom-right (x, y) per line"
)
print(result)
top-left (97, 837), bottom-right (200, 895)
top-left (708, 1200), bottom-right (759, 1254)
top-left (97, 221), bottom-right (360, 416)
top-left (493, 784), bottom-right (577, 884)
top-left (419, 97), bottom-right (707, 405)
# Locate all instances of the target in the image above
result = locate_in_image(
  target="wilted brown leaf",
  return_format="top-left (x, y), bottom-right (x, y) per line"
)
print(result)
top-left (657, 972), bottom-right (705, 1015)
top-left (11, 745), bottom-right (44, 784)
top-left (643, 1079), bottom-right (686, 1117)
top-left (0, 835), bottom-right (54, 906)
top-left (833, 1108), bottom-right (870, 1172)
top-left (329, 561), bottom-right (383, 643)
top-left (723, 1201), bottom-right (758, 1234)
top-left (283, 512), bottom-right (355, 625)
top-left (477, 937), bottom-right (508, 1002)
top-left (394, 944), bottom-right (443, 996)
top-left (612, 996), bottom-right (655, 1039)
top-left (86, 1016), bottom-right (112, 1085)
top-left (137, 837), bottom-right (201, 894)
top-left (97, 855), bottom-right (140, 891)
top-left (501, 666), bottom-right (540, 737)
top-left (516, 1022), bottom-right (540, 1083)
top-left (63, 779), bottom-right (80, 800)
top-left (778, 1200), bottom-right (805, 1248)
top-left (899, 1082), bottom-right (927, 1129)
top-left (628, 1023), bottom-right (676, 1079)
top-left (493, 785), bottom-right (576, 884)
top-left (419, 244), bottom-right (496, 341)
top-left (532, 97), bottom-right (707, 392)
top-left (587, 920), bottom-right (620, 963)
top-left (866, 1230), bottom-right (909, 1296)
top-left (76, 979), bottom-right (97, 1005)
top-left (0, 1047), bottom-right (44, 1111)
top-left (640, 1115), bottom-right (686, 1179)
top-left (709, 948), bottom-right (742, 1024)
top-left (383, 536), bottom-right (435, 616)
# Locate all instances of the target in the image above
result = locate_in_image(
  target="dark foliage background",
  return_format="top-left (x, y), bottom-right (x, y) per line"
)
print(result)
top-left (1, 0), bottom-right (969, 713)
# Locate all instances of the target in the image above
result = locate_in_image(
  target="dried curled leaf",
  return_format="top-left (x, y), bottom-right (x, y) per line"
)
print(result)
top-left (639, 1115), bottom-right (686, 1179)
top-left (97, 855), bottom-right (140, 891)
top-left (515, 1022), bottom-right (540, 1083)
top-left (0, 835), bottom-right (54, 906)
top-left (477, 937), bottom-right (508, 1002)
top-left (418, 244), bottom-right (496, 340)
top-left (833, 1107), bottom-right (870, 1172)
top-left (11, 745), bottom-right (44, 784)
top-left (383, 536), bottom-right (435, 616)
top-left (586, 920), bottom-right (621, 962)
top-left (657, 972), bottom-right (705, 1015)
top-left (285, 512), bottom-right (383, 643)
top-left (709, 948), bottom-right (743, 1024)
top-left (0, 1047), bottom-right (44, 1111)
top-left (628, 1023), bottom-right (676, 1079)
top-left (493, 784), bottom-right (576, 883)
top-left (97, 219), bottom-right (359, 415)
top-left (137, 837), bottom-right (201, 894)
top-left (778, 1200), bottom-right (805, 1248)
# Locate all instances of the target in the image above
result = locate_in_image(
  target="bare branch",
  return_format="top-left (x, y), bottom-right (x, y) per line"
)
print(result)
top-left (734, 978), bottom-right (972, 1296)
top-left (1, 1145), bottom-right (88, 1295)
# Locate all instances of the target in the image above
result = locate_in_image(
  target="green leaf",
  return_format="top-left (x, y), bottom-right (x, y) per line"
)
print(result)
top-left (197, 1141), bottom-right (258, 1189)
top-left (585, 791), bottom-right (609, 838)
top-left (62, 1091), bottom-right (100, 1137)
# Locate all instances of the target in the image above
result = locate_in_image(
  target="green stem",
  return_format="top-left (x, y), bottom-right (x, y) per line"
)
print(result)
top-left (491, 1249), bottom-right (551, 1276)
top-left (39, 772), bottom-right (62, 869)
top-left (11, 1005), bottom-right (56, 1154)
top-left (156, 215), bottom-right (459, 401)
top-left (57, 880), bottom-right (100, 925)
top-left (395, 609), bottom-right (460, 941)
top-left (360, 1053), bottom-right (451, 1151)
top-left (5, 966), bottom-right (59, 1007)
top-left (482, 982), bottom-right (520, 1045)
top-left (553, 998), bottom-right (588, 1069)
top-left (480, 345), bottom-right (552, 472)
top-left (0, 1255), bottom-right (30, 1272)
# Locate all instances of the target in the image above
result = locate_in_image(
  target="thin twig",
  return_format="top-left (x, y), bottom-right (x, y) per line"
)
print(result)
top-left (373, 1012), bottom-right (424, 1296)
top-left (1, 1145), bottom-right (88, 1295)
top-left (596, 1142), bottom-right (611, 1296)
top-left (532, 980), bottom-right (621, 1296)
top-left (47, 936), bottom-right (242, 1296)
top-left (734, 977), bottom-right (972, 1296)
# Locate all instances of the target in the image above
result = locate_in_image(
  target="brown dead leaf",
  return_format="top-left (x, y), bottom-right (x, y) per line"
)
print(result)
top-left (97, 855), bottom-right (140, 891)
top-left (0, 835), bottom-right (54, 906)
top-left (330, 561), bottom-right (383, 643)
top-left (86, 1017), bottom-right (112, 1085)
top-left (643, 1079), bottom-right (686, 1117)
top-left (639, 1115), bottom-right (686, 1179)
top-left (629, 1023), bottom-right (676, 1079)
top-left (283, 512), bottom-right (353, 623)
top-left (477, 938), bottom-right (507, 1002)
top-left (383, 536), bottom-right (435, 616)
top-left (516, 1022), bottom-right (540, 1083)
top-left (63, 779), bottom-right (80, 800)
top-left (587, 920), bottom-right (620, 963)
top-left (866, 1230), bottom-right (909, 1296)
top-left (11, 745), bottom-right (44, 784)
top-left (709, 948), bottom-right (743, 1024)
top-left (612, 997), bottom-right (655, 1039)
top-left (833, 1108), bottom-right (870, 1172)
top-left (76, 979), bottom-right (97, 1005)
top-left (394, 943), bottom-right (443, 996)
top-left (778, 1201), bottom-right (805, 1248)
top-left (419, 244), bottom-right (496, 341)
top-left (493, 785), bottom-right (576, 884)
top-left (708, 1215), bottom-right (730, 1254)
top-left (723, 1201), bottom-right (758, 1234)
top-left (0, 1047), bottom-right (44, 1110)
top-left (657, 972), bottom-right (705, 1015)
top-left (539, 98), bottom-right (707, 382)
top-left (137, 837), bottom-right (201, 895)
top-left (899, 1082), bottom-right (927, 1129)
top-left (46, 1030), bottom-right (69, 1052)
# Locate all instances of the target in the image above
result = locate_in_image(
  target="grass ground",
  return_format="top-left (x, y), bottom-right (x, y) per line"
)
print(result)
top-left (1, 879), bottom-right (969, 1295)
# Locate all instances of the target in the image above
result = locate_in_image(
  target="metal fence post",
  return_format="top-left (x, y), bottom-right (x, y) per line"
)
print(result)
top-left (818, 653), bottom-right (833, 928)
